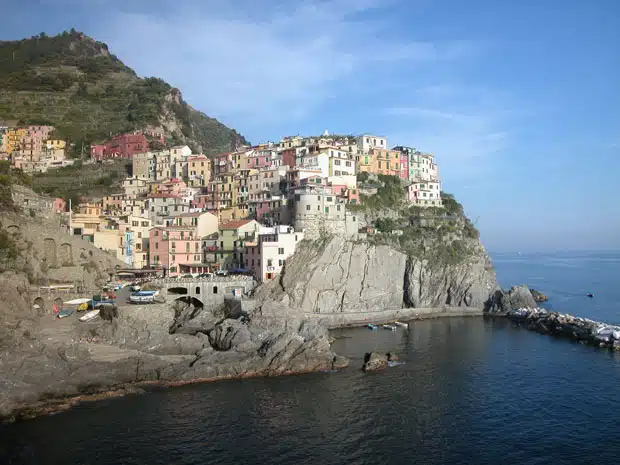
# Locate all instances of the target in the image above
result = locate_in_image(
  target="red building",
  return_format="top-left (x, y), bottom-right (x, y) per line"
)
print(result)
top-left (90, 133), bottom-right (150, 162)
top-left (280, 148), bottom-right (297, 168)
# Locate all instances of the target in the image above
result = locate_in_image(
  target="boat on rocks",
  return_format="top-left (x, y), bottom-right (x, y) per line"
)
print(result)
top-left (382, 324), bottom-right (396, 331)
top-left (79, 309), bottom-right (100, 322)
top-left (57, 309), bottom-right (74, 319)
top-left (394, 321), bottom-right (408, 328)
top-left (366, 323), bottom-right (377, 331)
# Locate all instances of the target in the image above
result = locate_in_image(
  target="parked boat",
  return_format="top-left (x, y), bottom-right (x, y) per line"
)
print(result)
top-left (366, 323), bottom-right (377, 331)
top-left (394, 321), bottom-right (409, 328)
top-left (57, 309), bottom-right (74, 319)
top-left (93, 299), bottom-right (115, 308)
top-left (79, 309), bottom-right (100, 322)
top-left (63, 298), bottom-right (91, 306)
top-left (382, 324), bottom-right (397, 331)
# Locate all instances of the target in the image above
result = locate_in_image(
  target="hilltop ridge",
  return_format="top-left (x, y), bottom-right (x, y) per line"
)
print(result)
top-left (0, 30), bottom-right (247, 155)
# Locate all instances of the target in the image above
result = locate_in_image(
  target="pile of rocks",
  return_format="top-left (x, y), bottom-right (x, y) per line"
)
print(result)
top-left (506, 307), bottom-right (620, 351)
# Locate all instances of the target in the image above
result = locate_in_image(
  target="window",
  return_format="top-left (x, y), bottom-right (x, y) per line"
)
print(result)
top-left (334, 159), bottom-right (340, 165)
top-left (337, 205), bottom-right (341, 211)
top-left (267, 259), bottom-right (273, 266)
top-left (213, 286), bottom-right (218, 294)
top-left (278, 247), bottom-right (284, 255)
top-left (325, 207), bottom-right (329, 213)
top-left (317, 195), bottom-right (321, 200)
top-left (279, 259), bottom-right (283, 266)
top-left (295, 235), bottom-right (298, 241)
top-left (346, 161), bottom-right (351, 167)
top-left (155, 242), bottom-right (159, 249)
top-left (327, 197), bottom-right (333, 202)
top-left (196, 286), bottom-right (201, 295)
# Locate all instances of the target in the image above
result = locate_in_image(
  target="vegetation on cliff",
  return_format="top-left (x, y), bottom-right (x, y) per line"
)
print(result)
top-left (31, 159), bottom-right (130, 207)
top-left (350, 174), bottom-right (484, 265)
top-left (0, 30), bottom-right (248, 156)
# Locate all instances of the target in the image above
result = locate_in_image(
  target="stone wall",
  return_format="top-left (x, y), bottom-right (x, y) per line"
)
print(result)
top-left (295, 212), bottom-right (359, 240)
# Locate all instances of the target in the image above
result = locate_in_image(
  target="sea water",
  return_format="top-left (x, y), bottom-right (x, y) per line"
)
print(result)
top-left (1, 251), bottom-right (619, 465)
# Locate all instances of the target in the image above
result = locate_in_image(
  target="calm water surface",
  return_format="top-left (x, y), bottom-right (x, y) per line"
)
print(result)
top-left (2, 251), bottom-right (619, 465)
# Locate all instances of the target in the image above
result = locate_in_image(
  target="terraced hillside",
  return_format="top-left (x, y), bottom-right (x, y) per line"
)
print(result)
top-left (0, 30), bottom-right (247, 155)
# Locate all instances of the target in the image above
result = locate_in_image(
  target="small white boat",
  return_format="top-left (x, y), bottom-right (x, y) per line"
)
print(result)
top-left (382, 324), bottom-right (397, 331)
top-left (79, 309), bottom-right (100, 322)
top-left (394, 321), bottom-right (408, 328)
top-left (63, 298), bottom-right (92, 306)
top-left (129, 290), bottom-right (159, 304)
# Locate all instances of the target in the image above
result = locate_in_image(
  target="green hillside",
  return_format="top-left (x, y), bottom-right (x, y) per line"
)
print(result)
top-left (0, 30), bottom-right (247, 156)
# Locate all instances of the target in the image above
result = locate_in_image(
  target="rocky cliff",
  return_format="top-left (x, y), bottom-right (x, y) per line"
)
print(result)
top-left (256, 235), bottom-right (499, 315)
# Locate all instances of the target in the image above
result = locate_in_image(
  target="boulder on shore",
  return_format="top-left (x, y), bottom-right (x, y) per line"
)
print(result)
top-left (485, 285), bottom-right (537, 314)
top-left (530, 289), bottom-right (549, 302)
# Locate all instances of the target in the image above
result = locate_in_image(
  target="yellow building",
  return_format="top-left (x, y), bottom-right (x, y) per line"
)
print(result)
top-left (188, 155), bottom-right (211, 187)
top-left (45, 139), bottom-right (66, 150)
top-left (370, 148), bottom-right (401, 177)
top-left (71, 202), bottom-right (104, 237)
top-left (5, 128), bottom-right (27, 154)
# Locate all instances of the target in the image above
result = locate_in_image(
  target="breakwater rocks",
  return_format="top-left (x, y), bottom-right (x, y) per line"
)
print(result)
top-left (504, 307), bottom-right (620, 351)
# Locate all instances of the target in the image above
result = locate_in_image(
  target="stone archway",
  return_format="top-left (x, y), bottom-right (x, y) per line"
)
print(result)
top-left (59, 243), bottom-right (73, 266)
top-left (43, 238), bottom-right (58, 268)
top-left (168, 286), bottom-right (189, 295)
top-left (33, 296), bottom-right (45, 312)
top-left (174, 296), bottom-right (204, 309)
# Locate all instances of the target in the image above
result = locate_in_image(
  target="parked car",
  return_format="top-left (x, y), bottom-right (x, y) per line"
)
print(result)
top-left (197, 273), bottom-right (213, 279)
top-left (215, 270), bottom-right (228, 277)
top-left (180, 274), bottom-right (193, 279)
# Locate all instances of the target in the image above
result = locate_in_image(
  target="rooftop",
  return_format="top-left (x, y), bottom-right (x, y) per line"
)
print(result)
top-left (220, 219), bottom-right (253, 230)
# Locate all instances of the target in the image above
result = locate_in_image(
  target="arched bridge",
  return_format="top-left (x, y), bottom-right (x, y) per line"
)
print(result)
top-left (150, 276), bottom-right (257, 308)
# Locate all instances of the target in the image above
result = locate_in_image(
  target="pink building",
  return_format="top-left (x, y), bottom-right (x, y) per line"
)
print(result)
top-left (52, 198), bottom-right (67, 213)
top-left (27, 125), bottom-right (54, 140)
top-left (103, 194), bottom-right (125, 213)
top-left (246, 150), bottom-right (272, 170)
top-left (149, 226), bottom-right (203, 276)
top-left (90, 132), bottom-right (149, 162)
top-left (154, 178), bottom-right (186, 196)
top-left (399, 152), bottom-right (409, 180)
top-left (213, 152), bottom-right (234, 176)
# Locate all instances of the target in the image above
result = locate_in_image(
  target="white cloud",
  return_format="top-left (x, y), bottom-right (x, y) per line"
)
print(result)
top-left (92, 0), bottom-right (478, 128)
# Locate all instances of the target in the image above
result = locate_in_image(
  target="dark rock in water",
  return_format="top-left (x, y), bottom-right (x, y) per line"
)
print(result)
top-left (530, 289), bottom-right (549, 303)
top-left (331, 355), bottom-right (349, 370)
top-left (362, 352), bottom-right (388, 372)
top-left (586, 293), bottom-right (594, 298)
top-left (485, 285), bottom-right (537, 314)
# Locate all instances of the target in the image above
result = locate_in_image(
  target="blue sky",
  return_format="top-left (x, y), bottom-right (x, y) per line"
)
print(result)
top-left (3, 0), bottom-right (620, 252)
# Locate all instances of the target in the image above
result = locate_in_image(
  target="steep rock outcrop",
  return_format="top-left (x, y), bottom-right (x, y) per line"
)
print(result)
top-left (404, 250), bottom-right (498, 308)
top-left (485, 285), bottom-right (537, 314)
top-left (259, 236), bottom-right (406, 313)
top-left (258, 236), bottom-right (499, 313)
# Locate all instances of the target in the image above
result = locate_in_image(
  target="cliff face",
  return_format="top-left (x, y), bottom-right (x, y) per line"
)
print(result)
top-left (257, 235), bottom-right (499, 314)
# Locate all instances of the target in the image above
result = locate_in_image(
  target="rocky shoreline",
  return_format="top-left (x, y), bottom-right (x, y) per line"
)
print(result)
top-left (496, 306), bottom-right (620, 351)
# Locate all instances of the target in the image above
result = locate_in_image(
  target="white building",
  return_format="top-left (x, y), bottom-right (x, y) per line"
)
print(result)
top-left (407, 180), bottom-right (443, 207)
top-left (356, 134), bottom-right (388, 154)
top-left (244, 225), bottom-right (304, 282)
top-left (122, 177), bottom-right (148, 197)
top-left (410, 152), bottom-right (439, 182)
